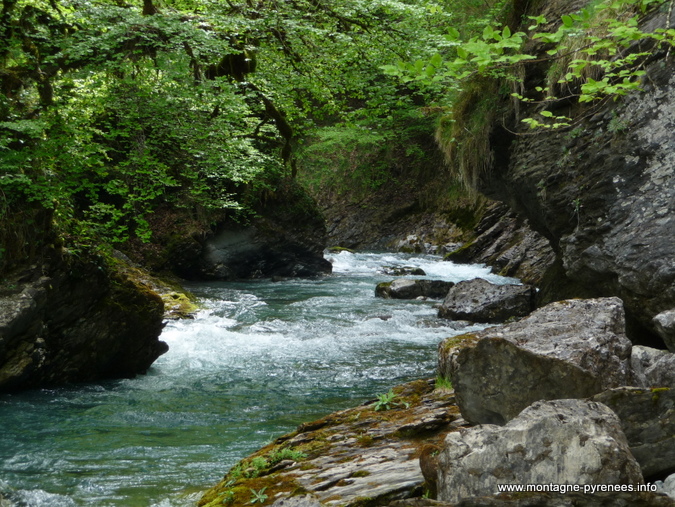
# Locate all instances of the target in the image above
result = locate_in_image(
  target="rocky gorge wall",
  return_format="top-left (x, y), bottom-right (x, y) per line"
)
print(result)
top-left (475, 8), bottom-right (675, 342)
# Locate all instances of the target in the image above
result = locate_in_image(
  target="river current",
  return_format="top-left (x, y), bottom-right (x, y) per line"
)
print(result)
top-left (0, 252), bottom-right (517, 507)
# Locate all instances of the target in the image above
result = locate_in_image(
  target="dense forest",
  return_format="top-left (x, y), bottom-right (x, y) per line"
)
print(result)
top-left (3, 0), bottom-right (670, 275)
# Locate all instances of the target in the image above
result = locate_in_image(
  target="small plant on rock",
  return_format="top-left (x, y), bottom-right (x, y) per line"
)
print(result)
top-left (373, 389), bottom-right (409, 411)
top-left (249, 487), bottom-right (268, 504)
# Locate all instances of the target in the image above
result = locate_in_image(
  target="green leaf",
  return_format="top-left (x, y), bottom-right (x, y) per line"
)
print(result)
top-left (561, 15), bottom-right (574, 27)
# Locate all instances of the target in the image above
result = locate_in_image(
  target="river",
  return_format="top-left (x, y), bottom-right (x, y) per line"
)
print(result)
top-left (0, 251), bottom-right (518, 507)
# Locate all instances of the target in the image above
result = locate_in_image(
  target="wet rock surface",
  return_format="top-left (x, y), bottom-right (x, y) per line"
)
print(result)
top-left (198, 380), bottom-right (466, 507)
top-left (439, 297), bottom-right (632, 424)
top-left (376, 279), bottom-right (455, 300)
top-left (437, 278), bottom-right (534, 323)
top-left (592, 386), bottom-right (675, 478)
top-left (436, 399), bottom-right (644, 504)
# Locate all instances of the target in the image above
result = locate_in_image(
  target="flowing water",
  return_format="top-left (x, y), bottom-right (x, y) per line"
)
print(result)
top-left (0, 252), bottom-right (518, 507)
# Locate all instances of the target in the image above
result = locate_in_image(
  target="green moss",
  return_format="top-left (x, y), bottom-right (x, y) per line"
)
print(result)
top-left (444, 241), bottom-right (475, 263)
top-left (327, 246), bottom-right (356, 253)
top-left (440, 333), bottom-right (478, 355)
top-left (651, 387), bottom-right (670, 403)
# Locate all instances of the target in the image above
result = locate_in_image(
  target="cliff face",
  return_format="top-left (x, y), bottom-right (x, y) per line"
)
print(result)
top-left (476, 13), bottom-right (674, 340)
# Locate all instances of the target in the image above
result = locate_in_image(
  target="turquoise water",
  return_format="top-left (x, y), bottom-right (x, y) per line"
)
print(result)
top-left (0, 252), bottom-right (517, 507)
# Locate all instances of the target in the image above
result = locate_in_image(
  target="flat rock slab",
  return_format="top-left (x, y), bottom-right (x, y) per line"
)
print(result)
top-left (198, 380), bottom-right (465, 507)
top-left (437, 278), bottom-right (534, 323)
top-left (592, 386), bottom-right (675, 478)
top-left (436, 399), bottom-right (644, 504)
top-left (439, 297), bottom-right (632, 425)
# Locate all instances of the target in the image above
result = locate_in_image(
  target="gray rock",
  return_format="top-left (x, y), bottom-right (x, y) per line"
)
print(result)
top-left (439, 297), bottom-right (632, 424)
top-left (437, 278), bottom-right (534, 323)
top-left (170, 180), bottom-right (332, 280)
top-left (436, 399), bottom-right (644, 503)
top-left (656, 473), bottom-right (675, 499)
top-left (445, 202), bottom-right (556, 286)
top-left (631, 345), bottom-right (675, 388)
top-left (655, 309), bottom-right (675, 352)
top-left (272, 495), bottom-right (321, 507)
top-left (592, 386), bottom-right (675, 478)
top-left (376, 279), bottom-right (455, 300)
top-left (381, 266), bottom-right (427, 276)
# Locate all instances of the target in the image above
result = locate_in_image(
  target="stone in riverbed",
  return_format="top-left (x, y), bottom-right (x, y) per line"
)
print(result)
top-left (436, 399), bottom-right (644, 503)
top-left (437, 278), bottom-right (534, 323)
top-left (376, 279), bottom-right (455, 300)
top-left (381, 266), bottom-right (427, 276)
top-left (438, 297), bottom-right (632, 425)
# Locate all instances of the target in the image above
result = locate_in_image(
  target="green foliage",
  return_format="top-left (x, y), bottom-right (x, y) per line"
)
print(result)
top-left (373, 389), bottom-right (410, 411)
top-left (386, 0), bottom-right (673, 129)
top-left (435, 375), bottom-right (453, 390)
top-left (267, 447), bottom-right (307, 465)
top-left (249, 487), bottom-right (268, 504)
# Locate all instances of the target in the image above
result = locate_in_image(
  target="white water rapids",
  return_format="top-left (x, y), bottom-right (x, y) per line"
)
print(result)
top-left (0, 251), bottom-right (518, 507)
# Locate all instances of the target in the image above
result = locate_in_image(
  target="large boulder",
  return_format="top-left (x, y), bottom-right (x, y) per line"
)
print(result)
top-left (436, 399), bottom-right (644, 503)
top-left (630, 345), bottom-right (675, 388)
top-left (437, 278), bottom-right (534, 323)
top-left (0, 257), bottom-right (167, 392)
top-left (376, 279), bottom-right (455, 299)
top-left (592, 387), bottom-right (675, 478)
top-left (438, 297), bottom-right (632, 424)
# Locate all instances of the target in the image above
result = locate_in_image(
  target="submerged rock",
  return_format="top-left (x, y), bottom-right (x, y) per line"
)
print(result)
top-left (438, 297), bottom-right (632, 425)
top-left (592, 386), bottom-right (675, 478)
top-left (376, 279), bottom-right (455, 300)
top-left (381, 266), bottom-right (427, 276)
top-left (436, 399), bottom-right (643, 503)
top-left (437, 278), bottom-right (534, 323)
top-left (0, 256), bottom-right (167, 392)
